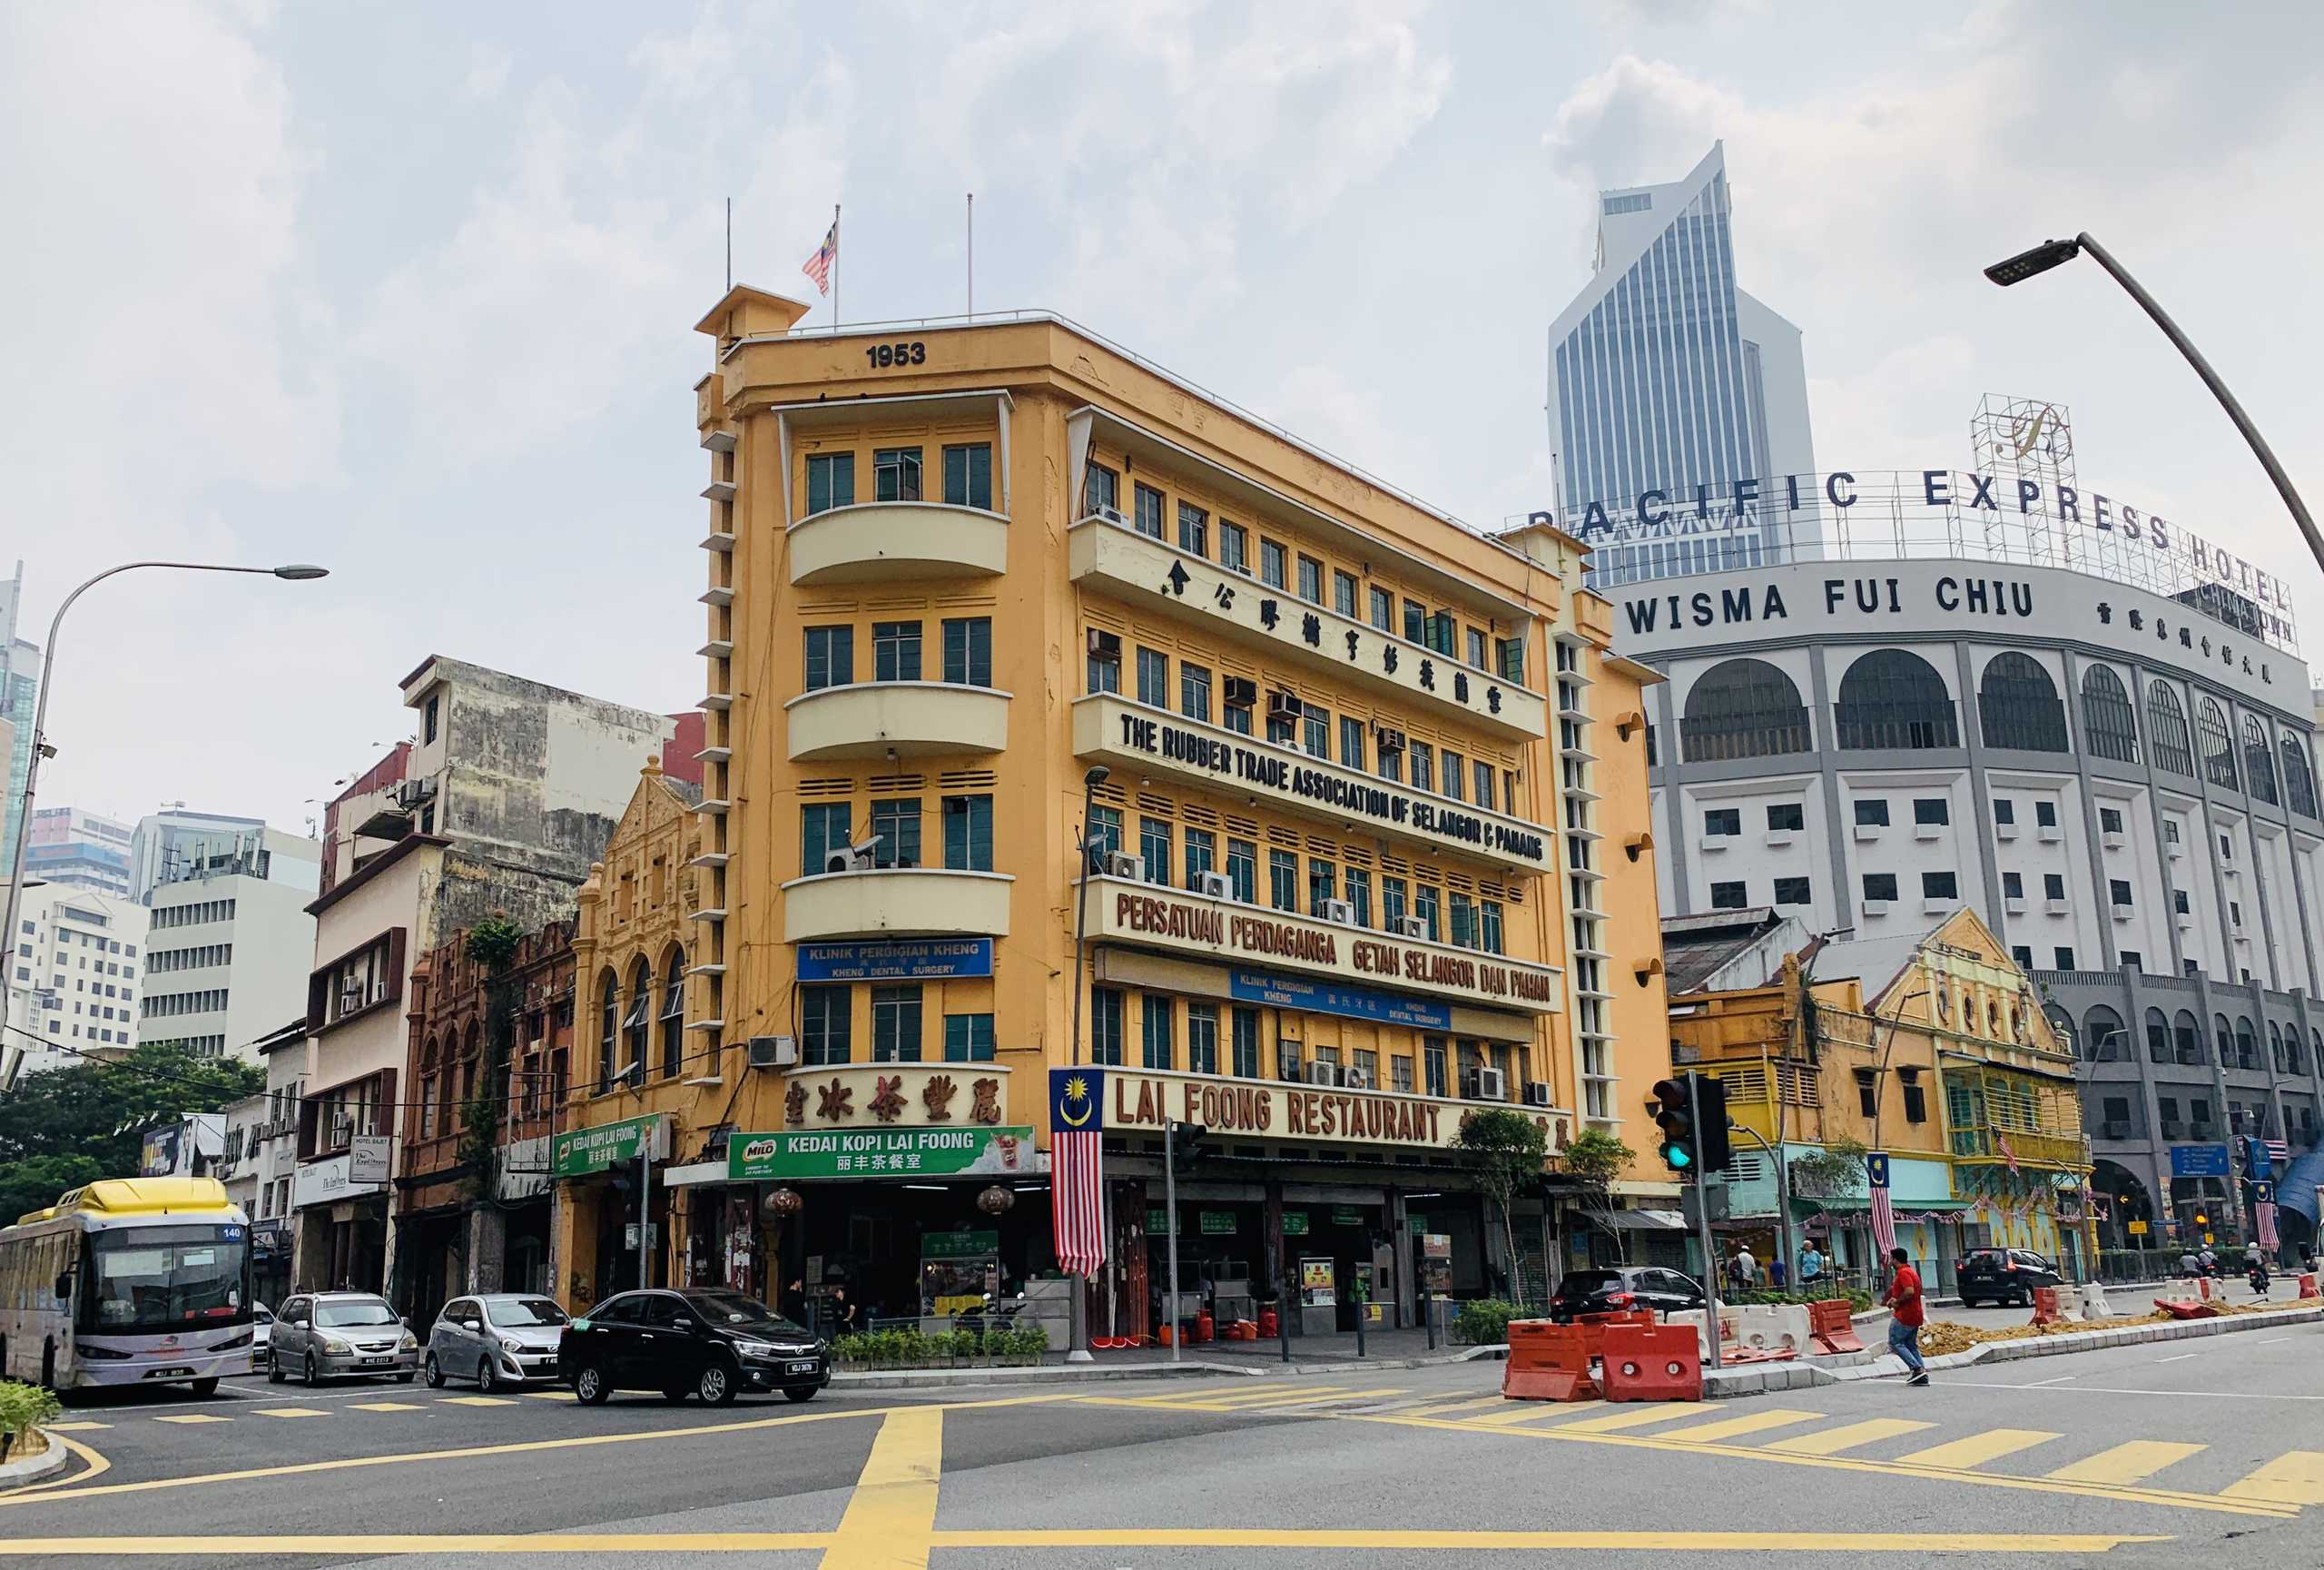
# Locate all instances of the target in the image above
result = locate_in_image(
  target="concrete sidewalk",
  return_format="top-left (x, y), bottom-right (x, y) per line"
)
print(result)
top-left (831, 1326), bottom-right (1502, 1389)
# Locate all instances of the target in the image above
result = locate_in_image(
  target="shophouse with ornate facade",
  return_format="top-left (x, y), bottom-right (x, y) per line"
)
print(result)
top-left (537, 291), bottom-right (1671, 1338)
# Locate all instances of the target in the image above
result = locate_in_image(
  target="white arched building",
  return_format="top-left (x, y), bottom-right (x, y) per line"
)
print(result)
top-left (1620, 554), bottom-right (2324, 1253)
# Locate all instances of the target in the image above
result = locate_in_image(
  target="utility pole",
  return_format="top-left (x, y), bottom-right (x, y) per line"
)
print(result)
top-left (1689, 1073), bottom-right (1722, 1371)
top-left (1162, 1121), bottom-right (1181, 1365)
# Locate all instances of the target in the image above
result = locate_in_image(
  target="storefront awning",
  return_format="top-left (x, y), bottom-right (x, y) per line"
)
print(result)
top-left (1602, 1209), bottom-right (1689, 1231)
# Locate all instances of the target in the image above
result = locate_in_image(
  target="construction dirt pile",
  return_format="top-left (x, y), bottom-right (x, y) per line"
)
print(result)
top-left (1915, 1296), bottom-right (2285, 1359)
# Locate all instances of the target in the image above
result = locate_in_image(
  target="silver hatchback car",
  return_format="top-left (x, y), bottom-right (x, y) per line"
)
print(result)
top-left (268, 1292), bottom-right (421, 1384)
top-left (426, 1294), bottom-right (569, 1391)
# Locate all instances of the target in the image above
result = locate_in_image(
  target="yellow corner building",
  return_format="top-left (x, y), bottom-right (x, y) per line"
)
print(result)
top-left (552, 291), bottom-right (1669, 1342)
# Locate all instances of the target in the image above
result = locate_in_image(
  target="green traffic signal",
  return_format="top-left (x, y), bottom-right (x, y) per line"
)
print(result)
top-left (1649, 1077), bottom-right (1696, 1173)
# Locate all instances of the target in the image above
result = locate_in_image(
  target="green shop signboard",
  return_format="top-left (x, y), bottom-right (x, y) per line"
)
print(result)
top-left (1282, 1211), bottom-right (1310, 1236)
top-left (1200, 1210), bottom-right (1237, 1235)
top-left (552, 1114), bottom-right (665, 1179)
top-left (727, 1125), bottom-right (1037, 1181)
top-left (1331, 1206), bottom-right (1365, 1227)
top-left (921, 1230), bottom-right (1000, 1260)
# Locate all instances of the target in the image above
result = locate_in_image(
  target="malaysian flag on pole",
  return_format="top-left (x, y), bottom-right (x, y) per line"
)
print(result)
top-left (1050, 1068), bottom-right (1108, 1277)
top-left (802, 219), bottom-right (837, 296)
top-left (1866, 1150), bottom-right (1898, 1258)
top-left (2257, 1198), bottom-right (2281, 1252)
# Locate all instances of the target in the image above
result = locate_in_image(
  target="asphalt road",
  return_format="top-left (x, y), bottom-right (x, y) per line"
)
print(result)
top-left (7, 1316), bottom-right (2324, 1568)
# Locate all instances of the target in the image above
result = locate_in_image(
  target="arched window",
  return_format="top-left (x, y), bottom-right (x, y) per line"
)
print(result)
top-left (2083, 1004), bottom-right (2126, 1061)
top-left (1980, 652), bottom-right (2069, 751)
top-left (2144, 1007), bottom-right (2170, 1064)
top-left (2290, 1031), bottom-right (2309, 1076)
top-left (2215, 1013), bottom-right (2234, 1066)
top-left (1836, 650), bottom-right (1958, 749)
top-left (2079, 666), bottom-right (2138, 763)
top-left (2270, 1021), bottom-right (2289, 1073)
top-left (2242, 715), bottom-right (2280, 805)
top-left (458, 1021), bottom-right (480, 1107)
top-left (419, 1035), bottom-right (441, 1140)
top-left (2282, 736), bottom-right (2319, 819)
top-left (1679, 658), bottom-right (1811, 762)
top-left (659, 948), bottom-right (687, 1079)
top-left (2173, 1011), bottom-right (2200, 1065)
top-left (624, 958), bottom-right (654, 1079)
top-left (2236, 1016), bottom-right (2259, 1071)
top-left (2197, 698), bottom-right (2239, 790)
top-left (597, 971), bottom-right (619, 1091)
top-left (2146, 682), bottom-right (2195, 775)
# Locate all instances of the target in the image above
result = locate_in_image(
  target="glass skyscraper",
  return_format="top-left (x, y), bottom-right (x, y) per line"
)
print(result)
top-left (0, 563), bottom-right (37, 872)
top-left (1546, 143), bottom-right (1815, 588)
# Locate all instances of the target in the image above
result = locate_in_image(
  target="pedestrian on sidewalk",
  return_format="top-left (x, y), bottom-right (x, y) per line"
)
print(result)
top-left (1883, 1246), bottom-right (1927, 1387)
top-left (1799, 1242), bottom-right (1825, 1284)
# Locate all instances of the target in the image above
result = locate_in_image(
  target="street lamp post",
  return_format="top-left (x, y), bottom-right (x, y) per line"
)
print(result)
top-left (1064, 765), bottom-right (1108, 1364)
top-left (0, 561), bottom-right (328, 1071)
top-left (1984, 232), bottom-right (2324, 578)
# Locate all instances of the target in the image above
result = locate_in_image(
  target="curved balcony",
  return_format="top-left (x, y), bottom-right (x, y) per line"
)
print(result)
top-left (782, 868), bottom-right (1013, 943)
top-left (789, 501), bottom-right (1009, 587)
top-left (785, 682), bottom-right (1011, 764)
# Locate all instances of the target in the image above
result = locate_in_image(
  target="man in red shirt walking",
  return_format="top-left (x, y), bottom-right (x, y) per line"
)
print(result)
top-left (1883, 1246), bottom-right (1929, 1387)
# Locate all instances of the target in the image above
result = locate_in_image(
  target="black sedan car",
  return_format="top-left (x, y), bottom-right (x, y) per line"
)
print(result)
top-left (560, 1289), bottom-right (830, 1406)
top-left (1953, 1248), bottom-right (2063, 1308)
top-left (1548, 1266), bottom-right (1706, 1323)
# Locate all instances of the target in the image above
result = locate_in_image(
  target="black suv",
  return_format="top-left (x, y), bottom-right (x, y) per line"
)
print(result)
top-left (1953, 1248), bottom-right (2063, 1308)
top-left (1548, 1267), bottom-right (1705, 1323)
top-left (561, 1289), bottom-right (830, 1406)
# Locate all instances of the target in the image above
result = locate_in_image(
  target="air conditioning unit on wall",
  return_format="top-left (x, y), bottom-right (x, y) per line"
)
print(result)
top-left (746, 1036), bottom-right (798, 1070)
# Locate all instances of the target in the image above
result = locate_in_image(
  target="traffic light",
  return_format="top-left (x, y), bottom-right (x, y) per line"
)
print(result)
top-left (1167, 1121), bottom-right (1208, 1164)
top-left (1694, 1073), bottom-right (1733, 1175)
top-left (1649, 1078), bottom-right (1696, 1172)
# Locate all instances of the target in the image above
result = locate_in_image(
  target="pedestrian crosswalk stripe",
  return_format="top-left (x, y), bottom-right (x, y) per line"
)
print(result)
top-left (1241, 1387), bottom-right (1408, 1411)
top-left (1763, 1418), bottom-right (1935, 1456)
top-left (2045, 1441), bottom-right (2206, 1486)
top-left (350, 1402), bottom-right (426, 1412)
top-left (439, 1396), bottom-right (519, 1407)
top-left (1467, 1401), bottom-right (1606, 1428)
top-left (250, 1407), bottom-right (331, 1419)
top-left (1167, 1385), bottom-right (1361, 1410)
top-left (1392, 1394), bottom-right (1521, 1419)
top-left (1895, 1429), bottom-right (2062, 1471)
top-left (153, 1414), bottom-right (231, 1425)
top-left (1646, 1408), bottom-right (1825, 1445)
top-left (1130, 1384), bottom-right (1265, 1407)
top-left (2224, 1450), bottom-right (2324, 1505)
top-left (1551, 1404), bottom-right (1718, 1434)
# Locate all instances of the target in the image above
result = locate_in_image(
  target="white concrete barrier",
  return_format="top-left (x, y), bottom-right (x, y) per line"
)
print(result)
top-left (2079, 1280), bottom-right (2112, 1319)
top-left (1728, 1304), bottom-right (1812, 1355)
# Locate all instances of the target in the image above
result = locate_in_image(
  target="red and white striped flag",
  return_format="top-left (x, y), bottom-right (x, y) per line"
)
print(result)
top-left (1867, 1150), bottom-right (1898, 1258)
top-left (802, 219), bottom-right (837, 296)
top-left (1995, 1131), bottom-right (2020, 1175)
top-left (1050, 1069), bottom-right (1108, 1276)
top-left (2256, 1199), bottom-right (2281, 1252)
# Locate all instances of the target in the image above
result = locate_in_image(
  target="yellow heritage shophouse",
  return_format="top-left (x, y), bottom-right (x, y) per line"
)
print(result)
top-left (550, 288), bottom-right (1670, 1340)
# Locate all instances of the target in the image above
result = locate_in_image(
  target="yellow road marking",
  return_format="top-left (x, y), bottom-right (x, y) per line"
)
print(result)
top-left (1646, 1408), bottom-right (1825, 1445)
top-left (0, 1530), bottom-right (2169, 1555)
top-left (1554, 1404), bottom-right (1719, 1433)
top-left (350, 1402), bottom-right (426, 1413)
top-left (248, 1407), bottom-right (330, 1420)
top-left (1105, 1382), bottom-right (1260, 1407)
top-left (1466, 1400), bottom-right (1609, 1428)
top-left (151, 1416), bottom-right (231, 1426)
top-left (43, 1423), bottom-right (108, 1433)
top-left (2224, 1450), bottom-right (2324, 1505)
top-left (0, 1393), bottom-right (1077, 1511)
top-left (1763, 1418), bottom-right (1935, 1456)
top-left (1338, 1411), bottom-right (2291, 1519)
top-left (1895, 1429), bottom-right (2062, 1471)
top-left (1226, 1386), bottom-right (1409, 1410)
top-left (525, 1391), bottom-right (576, 1402)
top-left (2046, 1441), bottom-right (2206, 1486)
top-left (438, 1397), bottom-right (518, 1407)
top-left (5, 1433), bottom-right (112, 1498)
top-left (1389, 1394), bottom-right (1524, 1418)
top-left (1162, 1384), bottom-right (1364, 1409)
top-left (821, 1407), bottom-right (941, 1570)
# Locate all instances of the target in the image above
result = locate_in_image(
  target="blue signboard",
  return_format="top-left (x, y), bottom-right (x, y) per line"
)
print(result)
top-left (1226, 969), bottom-right (1452, 1031)
top-left (2170, 1143), bottom-right (2230, 1179)
top-left (797, 938), bottom-right (994, 983)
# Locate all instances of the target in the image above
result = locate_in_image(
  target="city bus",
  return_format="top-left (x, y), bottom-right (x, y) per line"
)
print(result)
top-left (0, 1176), bottom-right (256, 1392)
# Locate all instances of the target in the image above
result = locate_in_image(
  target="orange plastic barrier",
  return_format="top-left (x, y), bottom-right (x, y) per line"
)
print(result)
top-left (1598, 1322), bottom-right (1702, 1403)
top-left (1502, 1319), bottom-right (1598, 1402)
top-left (2299, 1273), bottom-right (2319, 1300)
top-left (1807, 1298), bottom-right (1864, 1354)
top-left (2030, 1286), bottom-right (2069, 1327)
top-left (2153, 1297), bottom-right (2221, 1320)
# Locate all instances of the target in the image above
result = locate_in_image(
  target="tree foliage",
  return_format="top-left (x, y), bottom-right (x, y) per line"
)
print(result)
top-left (1790, 1137), bottom-right (1868, 1199)
top-left (1454, 1108), bottom-right (1551, 1299)
top-left (1557, 1128), bottom-right (1637, 1264)
top-left (0, 1043), bottom-right (263, 1219)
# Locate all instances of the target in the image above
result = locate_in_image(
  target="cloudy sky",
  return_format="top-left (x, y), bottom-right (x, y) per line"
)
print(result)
top-left (7, 0), bottom-right (2323, 836)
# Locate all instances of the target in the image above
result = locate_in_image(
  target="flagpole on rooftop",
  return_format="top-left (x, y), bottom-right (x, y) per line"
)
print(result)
top-left (832, 202), bottom-right (841, 327)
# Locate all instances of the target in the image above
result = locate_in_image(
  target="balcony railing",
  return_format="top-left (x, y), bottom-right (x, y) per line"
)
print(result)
top-left (1950, 1127), bottom-right (2089, 1167)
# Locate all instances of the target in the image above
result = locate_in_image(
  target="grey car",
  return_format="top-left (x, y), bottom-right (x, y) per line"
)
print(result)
top-left (427, 1294), bottom-right (569, 1391)
top-left (268, 1292), bottom-right (420, 1384)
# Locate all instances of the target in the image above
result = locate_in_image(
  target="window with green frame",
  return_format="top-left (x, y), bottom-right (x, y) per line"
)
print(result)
top-left (943, 795), bottom-right (993, 872)
top-left (943, 1012), bottom-right (996, 1062)
top-left (1090, 987), bottom-right (1126, 1065)
top-left (942, 443), bottom-right (992, 509)
top-left (1142, 993), bottom-right (1174, 1070)
top-left (806, 451), bottom-right (854, 515)
top-left (872, 984), bottom-right (922, 1062)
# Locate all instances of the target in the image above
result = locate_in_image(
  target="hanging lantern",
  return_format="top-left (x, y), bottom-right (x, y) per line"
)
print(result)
top-left (976, 1185), bottom-right (1014, 1216)
top-left (763, 1187), bottom-right (803, 1219)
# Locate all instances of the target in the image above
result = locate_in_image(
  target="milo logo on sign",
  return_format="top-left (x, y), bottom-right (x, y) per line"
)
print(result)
top-left (737, 1137), bottom-right (783, 1166)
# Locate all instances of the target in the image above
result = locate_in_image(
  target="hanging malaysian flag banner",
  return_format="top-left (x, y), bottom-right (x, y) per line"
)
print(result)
top-left (802, 219), bottom-right (837, 296)
top-left (2257, 1198), bottom-right (2281, 1252)
top-left (1994, 1131), bottom-right (2021, 1174)
top-left (1050, 1067), bottom-right (1108, 1277)
top-left (1866, 1150), bottom-right (1898, 1257)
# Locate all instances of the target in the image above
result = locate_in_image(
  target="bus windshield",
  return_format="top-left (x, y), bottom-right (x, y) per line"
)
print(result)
top-left (85, 1229), bottom-right (248, 1334)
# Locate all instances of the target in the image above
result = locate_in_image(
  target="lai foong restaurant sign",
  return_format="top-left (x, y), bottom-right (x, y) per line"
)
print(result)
top-left (1095, 1066), bottom-right (1569, 1154)
top-left (552, 1113), bottom-right (671, 1179)
top-left (1088, 877), bottom-right (1562, 1016)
